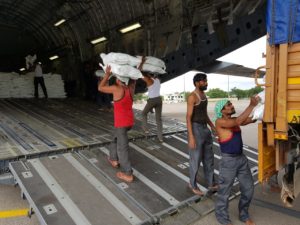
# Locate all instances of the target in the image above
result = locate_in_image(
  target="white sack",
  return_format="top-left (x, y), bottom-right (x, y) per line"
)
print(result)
top-left (140, 63), bottom-right (166, 74)
top-left (256, 90), bottom-right (265, 104)
top-left (25, 54), bottom-right (37, 69)
top-left (137, 56), bottom-right (166, 70)
top-left (100, 52), bottom-right (140, 66)
top-left (100, 63), bottom-right (143, 80)
top-left (252, 104), bottom-right (264, 121)
top-left (95, 70), bottom-right (105, 77)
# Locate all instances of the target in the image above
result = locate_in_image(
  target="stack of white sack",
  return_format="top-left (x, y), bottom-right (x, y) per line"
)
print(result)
top-left (100, 53), bottom-right (143, 85)
top-left (100, 52), bottom-right (167, 84)
top-left (25, 54), bottom-right (37, 69)
top-left (252, 90), bottom-right (265, 120)
top-left (43, 73), bottom-right (66, 98)
top-left (99, 63), bottom-right (143, 85)
top-left (137, 56), bottom-right (166, 74)
top-left (100, 52), bottom-right (141, 67)
top-left (0, 71), bottom-right (66, 98)
top-left (0, 72), bottom-right (14, 98)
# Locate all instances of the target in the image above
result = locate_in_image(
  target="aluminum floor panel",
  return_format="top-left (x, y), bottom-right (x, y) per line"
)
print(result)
top-left (4, 100), bottom-right (85, 141)
top-left (13, 99), bottom-right (102, 139)
top-left (38, 154), bottom-right (147, 225)
top-left (131, 138), bottom-right (258, 196)
top-left (10, 154), bottom-right (150, 225)
top-left (9, 161), bottom-right (76, 225)
top-left (0, 101), bottom-right (68, 151)
top-left (127, 144), bottom-right (195, 201)
top-left (5, 99), bottom-right (101, 147)
top-left (0, 143), bottom-right (20, 159)
top-left (130, 139), bottom-right (210, 192)
top-left (81, 149), bottom-right (174, 214)
top-left (1, 101), bottom-right (64, 142)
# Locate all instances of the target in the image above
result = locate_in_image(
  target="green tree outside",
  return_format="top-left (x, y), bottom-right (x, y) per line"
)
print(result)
top-left (230, 87), bottom-right (247, 99)
top-left (134, 93), bottom-right (147, 102)
top-left (246, 86), bottom-right (264, 97)
top-left (206, 88), bottom-right (228, 98)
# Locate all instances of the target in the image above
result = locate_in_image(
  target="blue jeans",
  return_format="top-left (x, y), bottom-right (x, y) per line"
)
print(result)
top-left (215, 153), bottom-right (254, 225)
top-left (189, 122), bottom-right (214, 189)
top-left (109, 127), bottom-right (132, 175)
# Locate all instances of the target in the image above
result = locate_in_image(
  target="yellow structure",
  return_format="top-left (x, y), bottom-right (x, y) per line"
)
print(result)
top-left (256, 42), bottom-right (300, 198)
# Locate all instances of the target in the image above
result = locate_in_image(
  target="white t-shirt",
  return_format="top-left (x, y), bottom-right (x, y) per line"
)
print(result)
top-left (148, 78), bottom-right (161, 98)
top-left (34, 64), bottom-right (43, 77)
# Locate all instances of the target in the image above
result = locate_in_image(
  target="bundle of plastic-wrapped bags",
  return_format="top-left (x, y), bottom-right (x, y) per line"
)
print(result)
top-left (252, 90), bottom-right (265, 120)
top-left (25, 54), bottom-right (37, 69)
top-left (96, 52), bottom-right (166, 85)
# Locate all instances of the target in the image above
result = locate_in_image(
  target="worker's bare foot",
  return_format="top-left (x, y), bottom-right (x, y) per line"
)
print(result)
top-left (188, 184), bottom-right (204, 196)
top-left (245, 219), bottom-right (255, 225)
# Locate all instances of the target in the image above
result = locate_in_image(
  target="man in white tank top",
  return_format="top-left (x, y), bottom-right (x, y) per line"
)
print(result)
top-left (138, 57), bottom-right (163, 142)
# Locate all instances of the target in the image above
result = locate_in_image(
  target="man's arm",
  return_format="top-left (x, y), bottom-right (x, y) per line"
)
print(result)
top-left (241, 117), bottom-right (257, 126)
top-left (186, 94), bottom-right (196, 149)
top-left (142, 75), bottom-right (154, 86)
top-left (217, 97), bottom-right (258, 128)
top-left (206, 115), bottom-right (217, 135)
top-left (98, 65), bottom-right (116, 94)
top-left (138, 56), bottom-right (154, 87)
top-left (128, 79), bottom-right (136, 96)
top-left (235, 96), bottom-right (259, 125)
top-left (137, 56), bottom-right (146, 71)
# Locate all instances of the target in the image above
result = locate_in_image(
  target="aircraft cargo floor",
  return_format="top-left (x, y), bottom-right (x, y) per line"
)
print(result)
top-left (0, 99), bottom-right (258, 225)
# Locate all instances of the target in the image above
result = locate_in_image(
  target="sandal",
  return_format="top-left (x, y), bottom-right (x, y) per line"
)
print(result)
top-left (117, 172), bottom-right (133, 183)
top-left (107, 157), bottom-right (119, 168)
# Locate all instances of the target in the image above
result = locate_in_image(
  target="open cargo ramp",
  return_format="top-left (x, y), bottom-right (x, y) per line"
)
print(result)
top-left (0, 99), bottom-right (259, 224)
top-left (9, 135), bottom-right (259, 225)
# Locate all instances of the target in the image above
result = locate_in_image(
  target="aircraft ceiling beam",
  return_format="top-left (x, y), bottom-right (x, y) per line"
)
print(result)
top-left (0, 0), bottom-right (267, 75)
top-left (161, 4), bottom-right (266, 83)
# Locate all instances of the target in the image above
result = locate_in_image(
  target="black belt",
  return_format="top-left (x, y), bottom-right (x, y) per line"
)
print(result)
top-left (148, 96), bottom-right (161, 99)
top-left (221, 152), bottom-right (242, 157)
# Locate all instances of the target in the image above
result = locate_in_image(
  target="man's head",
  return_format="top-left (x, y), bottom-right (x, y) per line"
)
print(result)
top-left (193, 72), bottom-right (207, 91)
top-left (116, 78), bottom-right (126, 86)
top-left (144, 72), bottom-right (158, 79)
top-left (214, 99), bottom-right (235, 120)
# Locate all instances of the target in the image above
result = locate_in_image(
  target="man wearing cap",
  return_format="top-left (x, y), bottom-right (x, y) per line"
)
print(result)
top-left (186, 73), bottom-right (217, 196)
top-left (214, 97), bottom-right (258, 225)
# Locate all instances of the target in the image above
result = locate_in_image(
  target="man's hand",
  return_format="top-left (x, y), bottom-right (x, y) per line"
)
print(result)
top-left (250, 96), bottom-right (259, 107)
top-left (105, 65), bottom-right (111, 76)
top-left (141, 56), bottom-right (146, 63)
top-left (99, 65), bottom-right (113, 94)
top-left (138, 56), bottom-right (146, 70)
top-left (211, 127), bottom-right (217, 136)
top-left (188, 136), bottom-right (196, 149)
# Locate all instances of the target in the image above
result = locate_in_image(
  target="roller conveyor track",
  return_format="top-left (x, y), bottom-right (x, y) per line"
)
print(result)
top-left (0, 99), bottom-right (187, 161)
